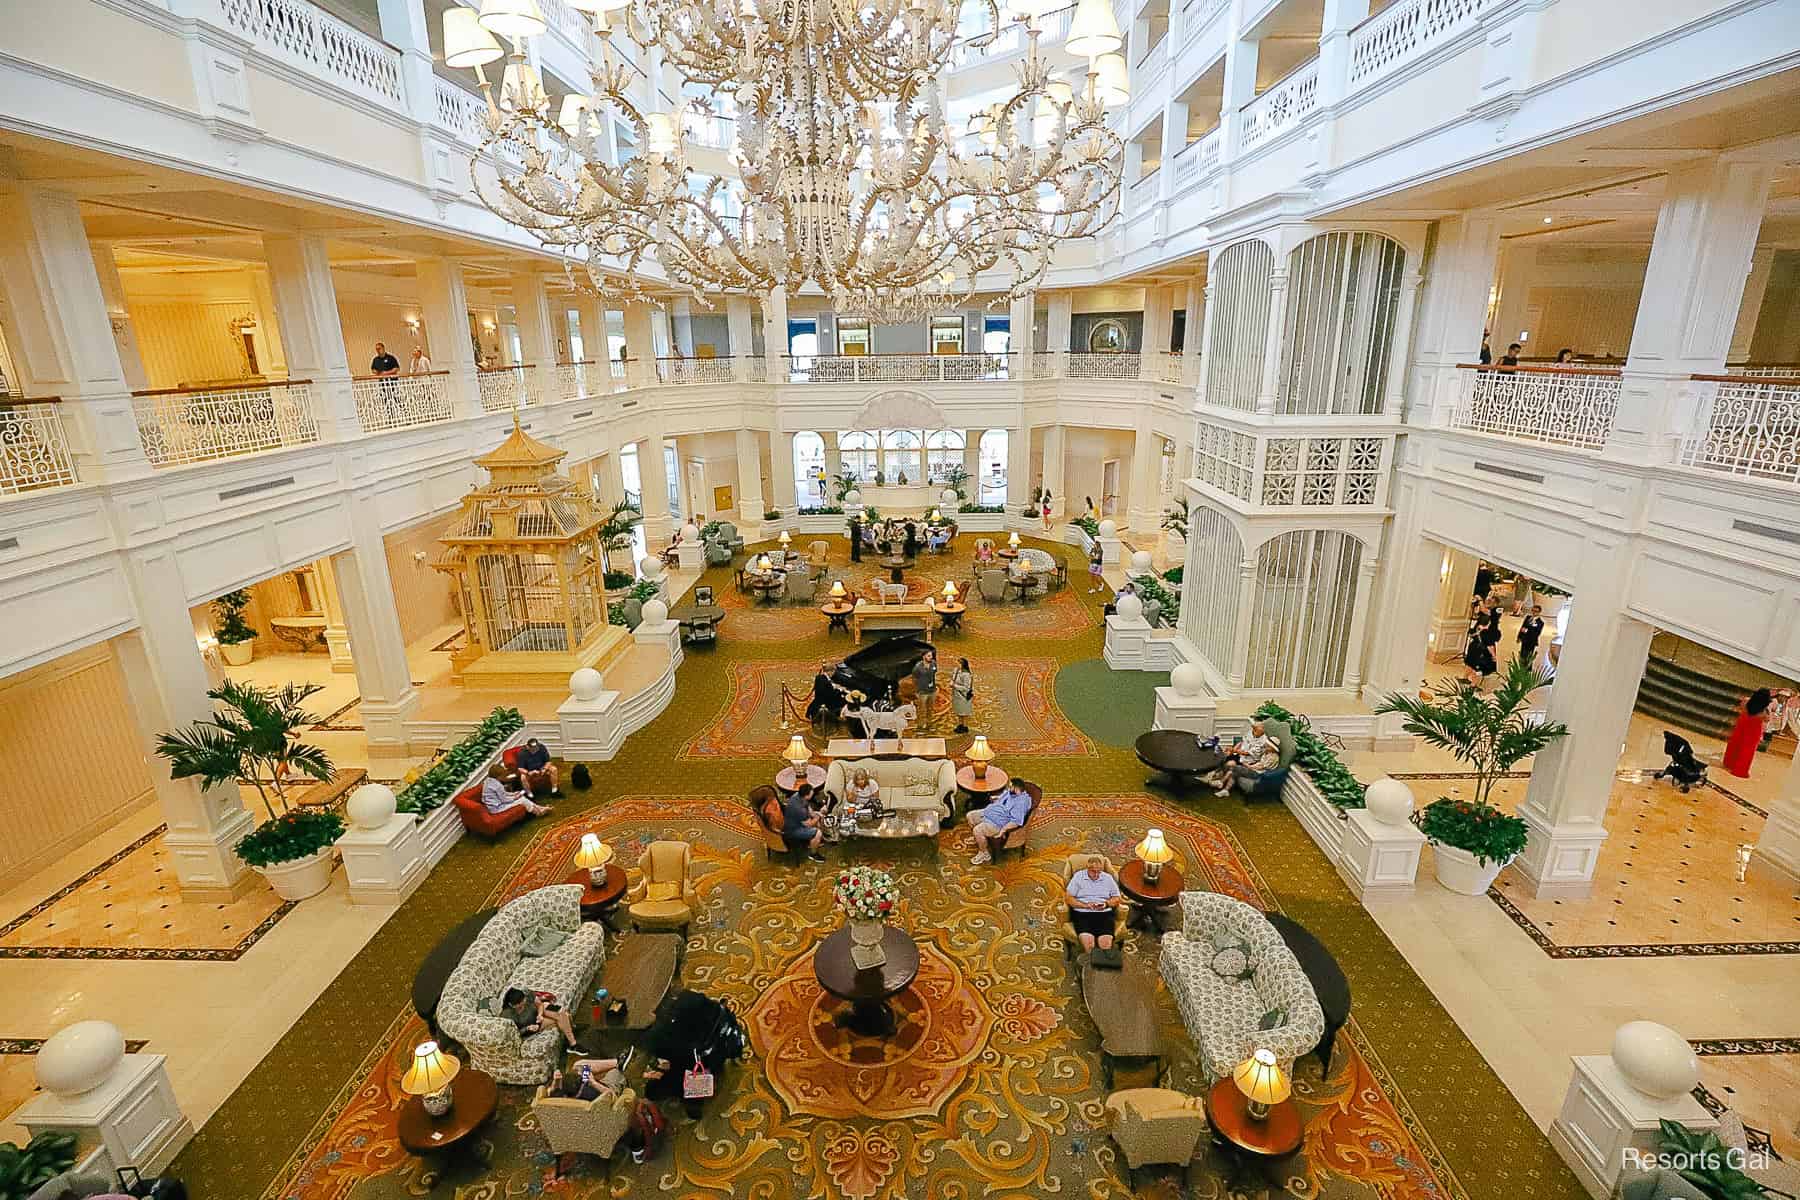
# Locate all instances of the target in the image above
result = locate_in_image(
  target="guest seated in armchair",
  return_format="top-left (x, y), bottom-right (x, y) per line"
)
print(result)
top-left (782, 783), bottom-right (826, 861)
top-left (967, 778), bottom-right (1035, 866)
top-left (501, 986), bottom-right (578, 1045)
top-left (1066, 854), bottom-right (1124, 951)
top-left (1203, 719), bottom-right (1278, 797)
top-left (513, 737), bottom-right (560, 796)
top-left (550, 1050), bottom-right (634, 1099)
top-left (482, 763), bottom-right (550, 818)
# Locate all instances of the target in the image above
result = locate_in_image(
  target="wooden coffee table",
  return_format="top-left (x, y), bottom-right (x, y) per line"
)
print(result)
top-left (397, 1068), bottom-right (498, 1187)
top-left (1080, 954), bottom-right (1162, 1089)
top-left (1118, 860), bottom-right (1184, 934)
top-left (1205, 1075), bottom-right (1303, 1188)
top-left (564, 866), bottom-right (627, 923)
top-left (579, 932), bottom-right (682, 1046)
top-left (813, 926), bottom-right (920, 1038)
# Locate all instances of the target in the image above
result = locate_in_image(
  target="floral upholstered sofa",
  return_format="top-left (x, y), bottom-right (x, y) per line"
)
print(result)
top-left (1158, 891), bottom-right (1324, 1082)
top-left (437, 884), bottom-right (606, 1085)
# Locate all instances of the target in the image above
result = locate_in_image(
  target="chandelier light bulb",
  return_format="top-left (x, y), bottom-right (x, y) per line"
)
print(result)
top-left (478, 0), bottom-right (547, 39)
top-left (501, 61), bottom-right (547, 113)
top-left (558, 93), bottom-right (589, 136)
top-left (645, 112), bottom-right (679, 155)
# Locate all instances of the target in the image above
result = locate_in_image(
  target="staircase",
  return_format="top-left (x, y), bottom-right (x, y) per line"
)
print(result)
top-left (1633, 655), bottom-right (1745, 739)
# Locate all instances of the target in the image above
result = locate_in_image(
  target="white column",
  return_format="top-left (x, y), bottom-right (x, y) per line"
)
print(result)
top-left (575, 295), bottom-right (607, 372)
top-left (961, 429), bottom-right (981, 495)
top-left (622, 302), bottom-right (658, 387)
top-left (1006, 424), bottom-right (1029, 511)
top-left (1040, 425), bottom-right (1066, 522)
top-left (670, 297), bottom-right (695, 357)
top-left (1254, 264), bottom-right (1289, 414)
top-left (264, 233), bottom-right (357, 437)
top-left (822, 430), bottom-right (841, 484)
top-left (1407, 213), bottom-right (1501, 428)
top-left (1140, 286), bottom-right (1174, 379)
top-left (726, 296), bottom-right (754, 379)
top-left (89, 243), bottom-right (149, 392)
top-left (1227, 554), bottom-right (1258, 689)
top-left (313, 555), bottom-right (355, 673)
top-left (1341, 554), bottom-right (1381, 691)
top-left (0, 185), bottom-right (153, 481)
top-left (762, 287), bottom-right (789, 382)
top-left (772, 430), bottom-right (798, 514)
top-left (1008, 291), bottom-right (1034, 378)
top-left (638, 423), bottom-right (672, 544)
top-left (1514, 540), bottom-right (1654, 898)
top-left (1381, 268), bottom-right (1424, 415)
top-left (1194, 280), bottom-right (1218, 403)
top-left (1047, 292), bottom-right (1073, 374)
top-left (333, 495), bottom-right (420, 750)
top-left (1317, 0), bottom-right (1371, 105)
top-left (1608, 158), bottom-right (1773, 463)
top-left (1729, 246), bottom-right (1775, 364)
top-left (735, 427), bottom-right (766, 524)
top-left (1753, 752), bottom-right (1800, 881)
top-left (1219, 35), bottom-right (1260, 163)
top-left (375, 0), bottom-right (437, 123)
top-left (418, 258), bottom-right (479, 417)
top-left (1125, 413), bottom-right (1162, 534)
top-left (510, 271), bottom-right (559, 402)
top-left (1182, 275), bottom-right (1205, 385)
top-left (115, 555), bottom-right (257, 899)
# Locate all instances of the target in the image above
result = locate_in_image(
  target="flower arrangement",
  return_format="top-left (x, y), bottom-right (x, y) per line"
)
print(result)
top-left (833, 865), bottom-right (899, 922)
top-left (1413, 798), bottom-right (1529, 867)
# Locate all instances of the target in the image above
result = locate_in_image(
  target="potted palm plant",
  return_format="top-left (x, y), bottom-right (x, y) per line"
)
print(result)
top-left (1374, 657), bottom-right (1567, 895)
top-left (212, 588), bottom-right (257, 666)
top-left (1161, 498), bottom-right (1189, 546)
top-left (155, 681), bottom-right (339, 900)
top-left (597, 499), bottom-right (642, 595)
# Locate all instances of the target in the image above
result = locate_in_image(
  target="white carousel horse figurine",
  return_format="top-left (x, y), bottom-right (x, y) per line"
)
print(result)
top-left (851, 702), bottom-right (917, 741)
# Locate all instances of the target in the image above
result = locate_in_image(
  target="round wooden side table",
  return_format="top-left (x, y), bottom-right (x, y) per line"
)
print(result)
top-left (397, 1068), bottom-right (499, 1188)
top-left (1205, 1076), bottom-right (1303, 1191)
top-left (564, 865), bottom-right (627, 923)
top-left (813, 925), bottom-right (920, 1038)
top-left (1118, 860), bottom-right (1184, 934)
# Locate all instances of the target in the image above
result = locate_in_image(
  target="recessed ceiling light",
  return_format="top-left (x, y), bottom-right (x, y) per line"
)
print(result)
top-left (1543, 216), bottom-right (1554, 223)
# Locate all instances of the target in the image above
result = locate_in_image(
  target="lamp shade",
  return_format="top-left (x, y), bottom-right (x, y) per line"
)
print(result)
top-left (779, 529), bottom-right (791, 544)
top-left (966, 734), bottom-right (995, 764)
top-left (401, 1042), bottom-right (462, 1096)
top-left (478, 0), bottom-right (547, 38)
top-left (1065, 0), bottom-right (1122, 56)
top-left (930, 508), bottom-right (941, 521)
top-left (1093, 52), bottom-right (1130, 107)
top-left (574, 832), bottom-right (613, 870)
top-left (829, 579), bottom-right (847, 598)
top-left (557, 93), bottom-right (589, 136)
top-left (501, 61), bottom-right (546, 112)
top-left (1232, 1048), bottom-right (1291, 1107)
top-left (443, 7), bottom-right (505, 68)
top-left (1135, 828), bottom-right (1173, 866)
top-left (757, 554), bottom-right (773, 571)
top-left (1008, 531), bottom-right (1020, 547)
top-left (942, 580), bottom-right (958, 600)
top-left (784, 734), bottom-right (810, 766)
top-left (646, 112), bottom-right (679, 155)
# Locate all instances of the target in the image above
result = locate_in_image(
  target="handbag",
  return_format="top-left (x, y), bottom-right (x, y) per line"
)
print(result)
top-left (682, 1052), bottom-right (715, 1099)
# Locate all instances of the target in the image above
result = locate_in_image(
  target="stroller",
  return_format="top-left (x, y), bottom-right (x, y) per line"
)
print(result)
top-left (1650, 731), bottom-right (1708, 792)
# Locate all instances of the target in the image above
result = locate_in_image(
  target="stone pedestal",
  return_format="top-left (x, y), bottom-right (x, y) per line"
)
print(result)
top-left (1549, 1056), bottom-right (1716, 1199)
top-left (17, 1054), bottom-right (193, 1175)
top-left (632, 618), bottom-right (683, 669)
top-left (1516, 807), bottom-right (1608, 900)
top-left (559, 690), bottom-right (624, 760)
top-left (1103, 614), bottom-right (1153, 670)
top-left (1336, 810), bottom-right (1425, 901)
top-left (1152, 687), bottom-right (1217, 735)
top-left (676, 543), bottom-right (705, 572)
top-left (336, 814), bottom-right (429, 906)
top-left (1098, 535), bottom-right (1124, 565)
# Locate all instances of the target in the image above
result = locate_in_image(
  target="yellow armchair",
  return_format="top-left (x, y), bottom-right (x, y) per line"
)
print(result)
top-left (1056, 852), bottom-right (1128, 959)
top-left (1105, 1088), bottom-right (1209, 1172)
top-left (531, 1082), bottom-right (638, 1161)
top-left (628, 840), bottom-right (698, 933)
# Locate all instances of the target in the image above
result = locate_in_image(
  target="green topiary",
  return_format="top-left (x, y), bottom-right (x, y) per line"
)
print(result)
top-left (235, 808), bottom-right (345, 868)
top-left (212, 588), bottom-right (257, 645)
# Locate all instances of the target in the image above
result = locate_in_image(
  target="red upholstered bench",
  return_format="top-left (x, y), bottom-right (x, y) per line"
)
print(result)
top-left (452, 783), bottom-right (531, 839)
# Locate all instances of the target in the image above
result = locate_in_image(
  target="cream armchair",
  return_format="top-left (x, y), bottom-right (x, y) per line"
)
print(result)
top-left (627, 840), bottom-right (698, 933)
top-left (1055, 852), bottom-right (1128, 959)
top-left (1105, 1088), bottom-right (1209, 1172)
top-left (532, 1083), bottom-right (639, 1162)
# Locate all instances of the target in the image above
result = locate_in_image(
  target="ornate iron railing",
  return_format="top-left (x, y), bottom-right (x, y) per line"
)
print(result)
top-left (0, 399), bottom-right (77, 495)
top-left (353, 371), bottom-right (454, 431)
top-left (133, 380), bottom-right (322, 467)
top-left (656, 356), bottom-right (737, 385)
top-left (1680, 373), bottom-right (1800, 485)
top-left (1065, 352), bottom-right (1141, 380)
top-left (1452, 364), bottom-right (1620, 451)
top-left (783, 354), bottom-right (1008, 383)
top-left (1259, 435), bottom-right (1388, 506)
top-left (476, 366), bottom-right (531, 414)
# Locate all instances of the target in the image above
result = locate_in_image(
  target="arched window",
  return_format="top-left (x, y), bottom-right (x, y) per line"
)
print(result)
top-left (925, 429), bottom-right (966, 483)
top-left (881, 428), bottom-right (922, 482)
top-left (1244, 530), bottom-right (1364, 689)
top-left (1184, 505), bottom-right (1243, 675)
top-left (978, 429), bottom-right (1008, 503)
top-left (838, 430), bottom-right (877, 482)
top-left (1204, 239), bottom-right (1274, 411)
top-left (1276, 232), bottom-right (1406, 414)
top-left (793, 431), bottom-right (826, 503)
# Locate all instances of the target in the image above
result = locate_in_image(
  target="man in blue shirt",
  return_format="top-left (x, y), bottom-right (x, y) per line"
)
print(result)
top-left (514, 737), bottom-right (559, 796)
top-left (1065, 855), bottom-right (1123, 951)
top-left (782, 784), bottom-right (826, 862)
top-left (967, 779), bottom-right (1034, 865)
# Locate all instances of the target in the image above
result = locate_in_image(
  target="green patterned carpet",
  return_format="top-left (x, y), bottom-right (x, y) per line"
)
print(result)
top-left (171, 533), bottom-right (1586, 1200)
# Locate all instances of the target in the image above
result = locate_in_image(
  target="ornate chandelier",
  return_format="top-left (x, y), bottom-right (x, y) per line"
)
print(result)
top-left (442, 0), bottom-right (1125, 315)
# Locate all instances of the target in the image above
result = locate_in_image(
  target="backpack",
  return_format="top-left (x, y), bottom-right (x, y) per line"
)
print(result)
top-left (571, 763), bottom-right (592, 790)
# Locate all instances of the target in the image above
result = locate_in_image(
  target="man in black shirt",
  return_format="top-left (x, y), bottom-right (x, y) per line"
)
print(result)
top-left (370, 342), bottom-right (401, 418)
top-left (370, 343), bottom-right (400, 375)
top-left (1500, 342), bottom-right (1522, 366)
top-left (1517, 605), bottom-right (1546, 668)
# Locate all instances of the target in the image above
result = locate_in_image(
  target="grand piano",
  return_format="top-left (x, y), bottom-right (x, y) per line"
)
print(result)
top-left (828, 634), bottom-right (932, 705)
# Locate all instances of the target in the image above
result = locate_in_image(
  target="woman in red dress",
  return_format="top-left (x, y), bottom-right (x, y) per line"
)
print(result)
top-left (1721, 688), bottom-right (1772, 779)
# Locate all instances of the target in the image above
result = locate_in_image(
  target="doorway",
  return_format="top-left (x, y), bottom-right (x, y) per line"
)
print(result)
top-left (687, 461), bottom-right (707, 522)
top-left (1100, 459), bottom-right (1120, 516)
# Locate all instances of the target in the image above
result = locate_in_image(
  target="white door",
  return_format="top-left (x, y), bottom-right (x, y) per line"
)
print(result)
top-left (1100, 459), bottom-right (1120, 516)
top-left (688, 462), bottom-right (707, 521)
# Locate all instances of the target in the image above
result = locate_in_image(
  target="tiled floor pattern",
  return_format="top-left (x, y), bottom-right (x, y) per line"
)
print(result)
top-left (1690, 1039), bottom-right (1800, 1160)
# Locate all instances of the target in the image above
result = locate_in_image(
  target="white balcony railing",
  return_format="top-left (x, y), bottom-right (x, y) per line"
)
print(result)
top-left (1, 400), bottom-right (78, 495)
top-left (353, 372), bottom-right (454, 432)
top-left (1193, 419), bottom-right (1256, 501)
top-left (219, 0), bottom-right (402, 107)
top-left (1680, 373), bottom-right (1800, 485)
top-left (434, 78), bottom-right (487, 146)
top-left (657, 356), bottom-right (737, 385)
top-left (1260, 435), bottom-right (1388, 506)
top-left (1348, 0), bottom-right (1498, 94)
top-left (133, 380), bottom-right (322, 467)
top-left (681, 110), bottom-right (735, 149)
top-left (1452, 365), bottom-right (1620, 451)
top-left (783, 354), bottom-right (1009, 383)
top-left (1239, 59), bottom-right (1320, 152)
top-left (477, 365), bottom-right (532, 413)
top-left (1066, 352), bottom-right (1141, 380)
top-left (1156, 351), bottom-right (1187, 384)
top-left (552, 362), bottom-right (585, 401)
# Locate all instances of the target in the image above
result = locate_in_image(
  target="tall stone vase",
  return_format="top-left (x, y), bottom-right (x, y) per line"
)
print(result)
top-left (848, 917), bottom-right (888, 969)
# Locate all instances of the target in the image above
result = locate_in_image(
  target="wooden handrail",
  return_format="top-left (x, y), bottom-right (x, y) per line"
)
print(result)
top-left (132, 379), bottom-right (314, 398)
top-left (351, 369), bottom-right (452, 382)
top-left (474, 364), bottom-right (534, 374)
top-left (0, 394), bottom-right (61, 408)
top-left (1454, 363), bottom-right (1623, 378)
top-left (1692, 372), bottom-right (1800, 386)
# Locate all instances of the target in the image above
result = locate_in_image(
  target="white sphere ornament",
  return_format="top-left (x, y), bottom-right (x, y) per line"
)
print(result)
top-left (639, 555), bottom-right (665, 579)
top-left (1171, 662), bottom-right (1206, 697)
top-left (641, 598), bottom-right (669, 626)
top-left (1098, 518), bottom-right (1118, 538)
top-left (1363, 777), bottom-right (1414, 826)
top-left (346, 782), bottom-right (397, 829)
top-left (569, 667), bottom-right (605, 701)
top-left (680, 522), bottom-right (699, 541)
top-left (845, 489), bottom-right (862, 505)
top-left (1115, 592), bottom-right (1144, 620)
top-left (1130, 549), bottom-right (1155, 573)
top-left (1612, 1021), bottom-right (1699, 1099)
top-left (941, 488), bottom-right (958, 504)
top-left (36, 1021), bottom-right (125, 1097)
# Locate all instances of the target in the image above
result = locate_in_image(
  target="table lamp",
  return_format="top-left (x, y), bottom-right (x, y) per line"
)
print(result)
top-left (829, 579), bottom-right (847, 600)
top-left (929, 508), bottom-right (941, 522)
top-left (402, 1041), bottom-right (461, 1117)
top-left (1135, 828), bottom-right (1174, 884)
top-left (779, 529), bottom-right (791, 546)
top-left (756, 554), bottom-right (773, 572)
top-left (1232, 1047), bottom-right (1290, 1121)
top-left (1008, 531), bottom-right (1020, 548)
top-left (967, 735), bottom-right (995, 780)
top-left (783, 734), bottom-right (811, 772)
top-left (573, 832), bottom-right (613, 884)
top-left (942, 580), bottom-right (958, 602)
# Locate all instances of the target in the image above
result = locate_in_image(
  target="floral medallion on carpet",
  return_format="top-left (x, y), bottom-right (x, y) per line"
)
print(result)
top-left (270, 795), bottom-right (1466, 1200)
top-left (680, 657), bottom-right (1095, 760)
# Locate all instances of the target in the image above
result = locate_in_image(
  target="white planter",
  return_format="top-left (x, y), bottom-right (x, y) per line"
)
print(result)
top-left (1428, 842), bottom-right (1512, 895)
top-left (256, 848), bottom-right (335, 901)
top-left (1281, 768), bottom-right (1346, 868)
top-left (220, 640), bottom-right (254, 666)
top-left (952, 511), bottom-right (1008, 532)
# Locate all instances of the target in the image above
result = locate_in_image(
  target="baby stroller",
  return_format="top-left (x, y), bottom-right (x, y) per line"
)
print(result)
top-left (1650, 731), bottom-right (1708, 793)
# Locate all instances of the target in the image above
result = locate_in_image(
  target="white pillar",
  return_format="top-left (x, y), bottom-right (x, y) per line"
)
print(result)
top-left (961, 429), bottom-right (981, 495)
top-left (1342, 554), bottom-right (1381, 691)
top-left (1006, 424), bottom-right (1029, 511)
top-left (1182, 275), bottom-right (1205, 385)
top-left (333, 496), bottom-right (420, 750)
top-left (1729, 246), bottom-right (1775, 364)
top-left (510, 271), bottom-right (559, 402)
top-left (115, 558), bottom-right (258, 899)
top-left (313, 554), bottom-right (355, 673)
top-left (375, 0), bottom-right (437, 125)
top-left (761, 287), bottom-right (789, 382)
top-left (1040, 425), bottom-right (1065, 522)
top-left (89, 243), bottom-right (150, 392)
top-left (622, 301), bottom-right (658, 387)
top-left (1008, 291), bottom-right (1034, 378)
top-left (1254, 264), bottom-right (1289, 414)
top-left (726, 296), bottom-right (754, 379)
top-left (418, 258), bottom-right (479, 417)
top-left (1753, 752), bottom-right (1800, 881)
top-left (1140, 286), bottom-right (1174, 379)
top-left (576, 295), bottom-right (606, 371)
top-left (638, 424), bottom-right (672, 543)
top-left (1317, 0), bottom-right (1371, 105)
top-left (1126, 413), bottom-right (1162, 534)
top-left (772, 430), bottom-right (797, 514)
top-left (1194, 280), bottom-right (1219, 403)
top-left (0, 186), bottom-right (154, 481)
top-left (264, 233), bottom-right (357, 437)
top-left (1219, 36), bottom-right (1260, 162)
top-left (1407, 213), bottom-right (1500, 428)
top-left (1515, 540), bottom-right (1654, 898)
top-left (1381, 268), bottom-right (1424, 416)
top-left (671, 297), bottom-right (694, 357)
top-left (1607, 158), bottom-right (1773, 463)
top-left (1227, 554), bottom-right (1258, 690)
top-left (735, 428), bottom-right (767, 524)
top-left (1047, 292), bottom-right (1073, 374)
top-left (822, 430), bottom-right (841, 485)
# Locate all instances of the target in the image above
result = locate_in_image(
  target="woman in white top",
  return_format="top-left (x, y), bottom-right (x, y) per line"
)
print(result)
top-left (846, 767), bottom-right (881, 811)
top-left (408, 348), bottom-right (433, 374)
top-left (479, 763), bottom-right (548, 817)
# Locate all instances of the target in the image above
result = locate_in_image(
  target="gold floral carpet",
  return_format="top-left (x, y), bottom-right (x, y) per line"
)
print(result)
top-left (171, 534), bottom-right (1586, 1200)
